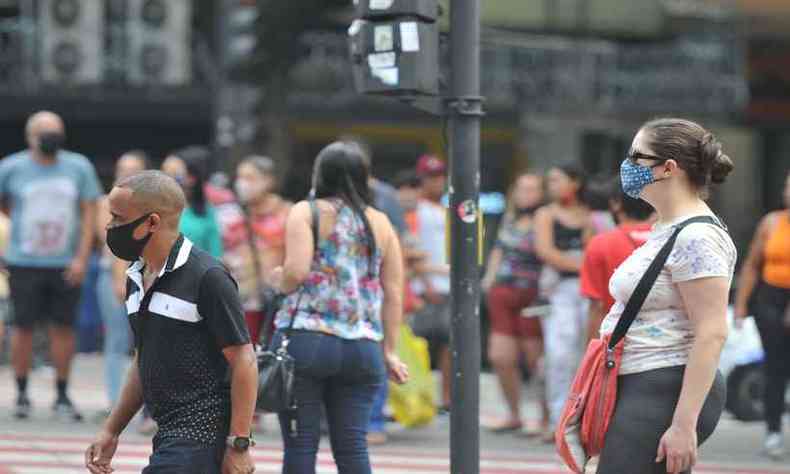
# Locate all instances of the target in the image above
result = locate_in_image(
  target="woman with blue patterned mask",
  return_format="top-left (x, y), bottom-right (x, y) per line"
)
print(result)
top-left (595, 118), bottom-right (737, 474)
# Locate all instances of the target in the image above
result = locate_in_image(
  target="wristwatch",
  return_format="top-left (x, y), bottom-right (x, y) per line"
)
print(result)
top-left (226, 435), bottom-right (255, 451)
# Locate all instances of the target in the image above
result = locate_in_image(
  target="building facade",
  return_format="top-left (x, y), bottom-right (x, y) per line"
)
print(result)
top-left (1, 0), bottom-right (788, 256)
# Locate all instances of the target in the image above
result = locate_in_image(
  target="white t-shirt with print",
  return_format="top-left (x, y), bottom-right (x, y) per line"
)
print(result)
top-left (599, 213), bottom-right (737, 375)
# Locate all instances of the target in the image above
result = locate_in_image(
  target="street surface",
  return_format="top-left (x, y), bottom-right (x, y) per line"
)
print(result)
top-left (0, 355), bottom-right (788, 474)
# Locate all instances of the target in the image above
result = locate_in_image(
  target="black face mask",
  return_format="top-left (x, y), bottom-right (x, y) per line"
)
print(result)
top-left (106, 214), bottom-right (153, 262)
top-left (515, 205), bottom-right (541, 217)
top-left (38, 132), bottom-right (65, 156)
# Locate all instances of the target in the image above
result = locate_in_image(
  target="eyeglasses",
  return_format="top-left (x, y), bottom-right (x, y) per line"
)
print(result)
top-left (626, 150), bottom-right (665, 164)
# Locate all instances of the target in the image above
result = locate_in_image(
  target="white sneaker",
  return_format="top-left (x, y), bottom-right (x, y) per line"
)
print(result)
top-left (764, 433), bottom-right (785, 460)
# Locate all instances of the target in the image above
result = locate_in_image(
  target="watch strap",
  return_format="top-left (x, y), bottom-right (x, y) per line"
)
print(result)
top-left (226, 435), bottom-right (256, 449)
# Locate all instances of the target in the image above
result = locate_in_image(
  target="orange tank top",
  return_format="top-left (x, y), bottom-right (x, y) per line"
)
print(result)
top-left (763, 212), bottom-right (790, 289)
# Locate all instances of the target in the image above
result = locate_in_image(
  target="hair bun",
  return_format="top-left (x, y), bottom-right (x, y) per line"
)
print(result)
top-left (700, 133), bottom-right (733, 184)
top-left (710, 153), bottom-right (734, 184)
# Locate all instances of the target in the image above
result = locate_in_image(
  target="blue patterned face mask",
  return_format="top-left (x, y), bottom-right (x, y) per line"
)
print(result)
top-left (620, 158), bottom-right (666, 199)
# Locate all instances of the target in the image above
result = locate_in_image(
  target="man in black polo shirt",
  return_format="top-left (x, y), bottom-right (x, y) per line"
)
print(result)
top-left (85, 171), bottom-right (257, 474)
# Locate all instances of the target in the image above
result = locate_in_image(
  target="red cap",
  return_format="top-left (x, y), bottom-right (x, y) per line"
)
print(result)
top-left (416, 155), bottom-right (446, 177)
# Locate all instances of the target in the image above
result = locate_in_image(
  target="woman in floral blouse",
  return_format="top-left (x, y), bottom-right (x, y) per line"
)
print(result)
top-left (271, 141), bottom-right (409, 474)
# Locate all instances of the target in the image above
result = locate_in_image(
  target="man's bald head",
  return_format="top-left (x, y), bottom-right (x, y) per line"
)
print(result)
top-left (26, 111), bottom-right (65, 144)
top-left (115, 150), bottom-right (149, 182)
top-left (115, 170), bottom-right (186, 229)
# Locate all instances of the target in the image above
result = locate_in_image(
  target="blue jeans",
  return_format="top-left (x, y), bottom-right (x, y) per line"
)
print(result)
top-left (142, 438), bottom-right (225, 473)
top-left (273, 331), bottom-right (384, 474)
top-left (368, 374), bottom-right (388, 433)
top-left (96, 267), bottom-right (131, 406)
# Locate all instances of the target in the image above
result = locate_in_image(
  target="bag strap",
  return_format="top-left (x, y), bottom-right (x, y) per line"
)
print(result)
top-left (608, 215), bottom-right (725, 349)
top-left (311, 199), bottom-right (319, 254)
top-left (282, 199), bottom-right (319, 337)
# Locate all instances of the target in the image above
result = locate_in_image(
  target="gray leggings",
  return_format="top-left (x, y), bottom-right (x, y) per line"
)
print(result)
top-left (597, 365), bottom-right (726, 474)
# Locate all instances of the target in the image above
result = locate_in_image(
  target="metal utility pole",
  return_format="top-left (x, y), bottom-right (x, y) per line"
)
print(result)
top-left (448, 1), bottom-right (483, 473)
top-left (347, 1), bottom-right (481, 467)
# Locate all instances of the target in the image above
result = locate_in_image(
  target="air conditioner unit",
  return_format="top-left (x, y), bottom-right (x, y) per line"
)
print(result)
top-left (127, 0), bottom-right (192, 85)
top-left (39, 0), bottom-right (104, 83)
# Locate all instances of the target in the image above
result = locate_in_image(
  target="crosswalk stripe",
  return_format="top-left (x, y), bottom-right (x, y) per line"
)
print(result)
top-left (0, 435), bottom-right (565, 474)
top-left (6, 467), bottom-right (561, 474)
top-left (2, 434), bottom-right (790, 474)
top-left (0, 450), bottom-right (563, 473)
top-left (0, 435), bottom-right (539, 463)
top-left (1, 457), bottom-right (565, 474)
top-left (0, 443), bottom-right (545, 468)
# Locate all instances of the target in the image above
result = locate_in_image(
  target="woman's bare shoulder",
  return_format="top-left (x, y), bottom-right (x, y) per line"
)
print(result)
top-left (366, 207), bottom-right (396, 243)
top-left (534, 204), bottom-right (554, 220)
top-left (759, 210), bottom-right (785, 233)
top-left (366, 206), bottom-right (391, 228)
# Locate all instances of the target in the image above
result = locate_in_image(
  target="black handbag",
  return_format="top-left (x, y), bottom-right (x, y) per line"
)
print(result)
top-left (255, 199), bottom-right (318, 413)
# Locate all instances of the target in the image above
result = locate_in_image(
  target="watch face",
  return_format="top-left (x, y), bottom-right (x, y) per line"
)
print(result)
top-left (234, 437), bottom-right (250, 450)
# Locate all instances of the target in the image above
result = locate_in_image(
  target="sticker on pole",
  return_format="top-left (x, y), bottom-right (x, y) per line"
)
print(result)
top-left (457, 200), bottom-right (478, 224)
top-left (348, 19), bottom-right (363, 37)
top-left (374, 25), bottom-right (394, 52)
top-left (368, 52), bottom-right (396, 69)
top-left (372, 67), bottom-right (399, 86)
top-left (370, 0), bottom-right (394, 10)
top-left (400, 22), bottom-right (420, 52)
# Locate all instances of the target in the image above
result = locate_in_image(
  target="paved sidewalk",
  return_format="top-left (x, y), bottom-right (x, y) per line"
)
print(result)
top-left (0, 355), bottom-right (788, 473)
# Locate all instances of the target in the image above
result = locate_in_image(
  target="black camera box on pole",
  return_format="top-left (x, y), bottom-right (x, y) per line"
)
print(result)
top-left (349, 19), bottom-right (439, 96)
top-left (349, 0), bottom-right (440, 97)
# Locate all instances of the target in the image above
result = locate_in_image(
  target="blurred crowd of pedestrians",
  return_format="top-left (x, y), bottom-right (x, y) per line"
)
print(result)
top-left (1, 110), bottom-right (789, 466)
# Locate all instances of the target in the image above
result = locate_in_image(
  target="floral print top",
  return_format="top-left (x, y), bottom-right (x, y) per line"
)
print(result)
top-left (599, 213), bottom-right (737, 375)
top-left (275, 204), bottom-right (384, 341)
top-left (494, 218), bottom-right (542, 289)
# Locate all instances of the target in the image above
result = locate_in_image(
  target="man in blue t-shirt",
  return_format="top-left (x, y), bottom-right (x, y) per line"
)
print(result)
top-left (0, 111), bottom-right (101, 421)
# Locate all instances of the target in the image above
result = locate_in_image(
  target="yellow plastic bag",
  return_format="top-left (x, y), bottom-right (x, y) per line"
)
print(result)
top-left (388, 324), bottom-right (436, 428)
